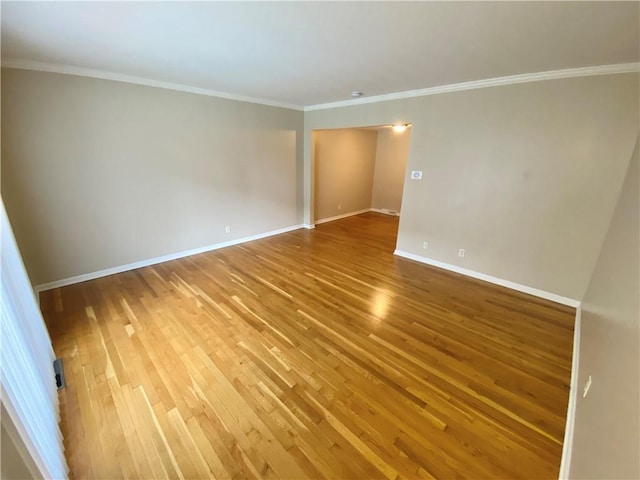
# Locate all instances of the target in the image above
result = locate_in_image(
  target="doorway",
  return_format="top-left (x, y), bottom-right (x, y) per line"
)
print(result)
top-left (311, 124), bottom-right (412, 243)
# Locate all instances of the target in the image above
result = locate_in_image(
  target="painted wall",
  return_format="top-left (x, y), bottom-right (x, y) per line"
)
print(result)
top-left (304, 74), bottom-right (639, 301)
top-left (2, 69), bottom-right (638, 302)
top-left (1, 418), bottom-right (37, 480)
top-left (371, 127), bottom-right (411, 213)
top-left (313, 128), bottom-right (378, 222)
top-left (569, 136), bottom-right (639, 479)
top-left (1, 68), bottom-right (304, 286)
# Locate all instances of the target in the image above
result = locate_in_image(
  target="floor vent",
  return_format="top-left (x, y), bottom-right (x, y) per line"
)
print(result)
top-left (53, 358), bottom-right (65, 390)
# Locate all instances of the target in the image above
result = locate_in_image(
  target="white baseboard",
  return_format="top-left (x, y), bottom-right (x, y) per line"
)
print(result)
top-left (393, 250), bottom-right (580, 308)
top-left (370, 208), bottom-right (400, 216)
top-left (559, 306), bottom-right (581, 479)
top-left (315, 207), bottom-right (400, 225)
top-left (302, 224), bottom-right (315, 229)
top-left (35, 224), bottom-right (305, 293)
top-left (314, 208), bottom-right (371, 225)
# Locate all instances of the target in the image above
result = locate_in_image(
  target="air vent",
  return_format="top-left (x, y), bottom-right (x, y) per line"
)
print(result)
top-left (53, 358), bottom-right (65, 390)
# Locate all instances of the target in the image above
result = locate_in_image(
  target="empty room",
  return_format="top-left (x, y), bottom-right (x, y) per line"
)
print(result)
top-left (1, 2), bottom-right (638, 479)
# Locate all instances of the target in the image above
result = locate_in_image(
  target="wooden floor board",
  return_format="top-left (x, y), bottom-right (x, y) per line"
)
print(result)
top-left (42, 212), bottom-right (574, 479)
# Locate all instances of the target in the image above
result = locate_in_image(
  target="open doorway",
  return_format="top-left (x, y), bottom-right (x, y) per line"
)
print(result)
top-left (311, 124), bottom-right (412, 244)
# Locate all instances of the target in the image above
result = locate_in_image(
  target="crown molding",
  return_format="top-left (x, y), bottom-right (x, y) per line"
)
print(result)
top-left (1, 58), bottom-right (305, 111)
top-left (2, 59), bottom-right (637, 112)
top-left (304, 62), bottom-right (640, 111)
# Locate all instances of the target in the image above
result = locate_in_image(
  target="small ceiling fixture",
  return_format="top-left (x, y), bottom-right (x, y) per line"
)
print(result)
top-left (392, 123), bottom-right (411, 133)
top-left (351, 91), bottom-right (363, 98)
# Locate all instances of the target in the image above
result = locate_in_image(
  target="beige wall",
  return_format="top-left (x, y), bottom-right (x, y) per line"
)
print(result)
top-left (313, 128), bottom-right (378, 222)
top-left (371, 127), bottom-right (411, 213)
top-left (569, 136), bottom-right (639, 479)
top-left (2, 68), bottom-right (638, 301)
top-left (1, 418), bottom-right (37, 480)
top-left (304, 74), bottom-right (639, 300)
top-left (1, 68), bottom-right (303, 286)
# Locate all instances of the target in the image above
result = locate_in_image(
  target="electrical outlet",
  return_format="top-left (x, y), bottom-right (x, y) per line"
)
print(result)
top-left (225, 225), bottom-right (231, 233)
top-left (410, 171), bottom-right (423, 180)
top-left (458, 249), bottom-right (465, 257)
top-left (583, 376), bottom-right (592, 398)
top-left (338, 204), bottom-right (342, 210)
top-left (423, 242), bottom-right (429, 249)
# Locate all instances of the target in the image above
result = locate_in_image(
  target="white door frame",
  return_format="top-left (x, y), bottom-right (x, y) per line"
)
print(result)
top-left (1, 199), bottom-right (68, 479)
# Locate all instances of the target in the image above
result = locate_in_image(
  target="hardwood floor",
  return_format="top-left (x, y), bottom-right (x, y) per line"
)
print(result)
top-left (41, 212), bottom-right (575, 479)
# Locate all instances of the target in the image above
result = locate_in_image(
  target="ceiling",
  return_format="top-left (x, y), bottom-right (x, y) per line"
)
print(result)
top-left (2, 2), bottom-right (638, 109)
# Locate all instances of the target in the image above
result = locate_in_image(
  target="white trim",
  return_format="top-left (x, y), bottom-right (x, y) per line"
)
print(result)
top-left (302, 224), bottom-right (316, 230)
top-left (305, 63), bottom-right (640, 111)
top-left (370, 208), bottom-right (400, 216)
top-left (314, 209), bottom-right (371, 225)
top-left (35, 224), bottom-right (305, 293)
top-left (393, 249), bottom-right (580, 308)
top-left (1, 58), bottom-right (304, 111)
top-left (3, 59), bottom-right (636, 113)
top-left (1, 201), bottom-right (68, 479)
top-left (559, 306), bottom-right (582, 480)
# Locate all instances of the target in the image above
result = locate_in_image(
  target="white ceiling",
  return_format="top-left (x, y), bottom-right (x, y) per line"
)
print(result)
top-left (2, 2), bottom-right (638, 109)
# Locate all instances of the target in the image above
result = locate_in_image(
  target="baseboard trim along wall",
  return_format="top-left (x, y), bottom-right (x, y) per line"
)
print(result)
top-left (314, 208), bottom-right (372, 225)
top-left (558, 306), bottom-right (582, 480)
top-left (393, 249), bottom-right (581, 308)
top-left (370, 208), bottom-right (400, 216)
top-left (35, 224), bottom-right (306, 293)
top-left (314, 207), bottom-right (400, 226)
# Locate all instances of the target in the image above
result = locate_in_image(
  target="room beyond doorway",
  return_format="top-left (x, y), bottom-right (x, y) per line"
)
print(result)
top-left (311, 124), bottom-right (412, 233)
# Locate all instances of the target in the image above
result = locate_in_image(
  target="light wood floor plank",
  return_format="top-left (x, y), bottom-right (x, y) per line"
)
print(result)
top-left (42, 212), bottom-right (574, 479)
